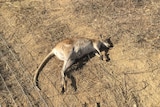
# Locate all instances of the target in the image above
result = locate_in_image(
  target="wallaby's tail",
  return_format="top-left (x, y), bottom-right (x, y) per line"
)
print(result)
top-left (34, 51), bottom-right (55, 90)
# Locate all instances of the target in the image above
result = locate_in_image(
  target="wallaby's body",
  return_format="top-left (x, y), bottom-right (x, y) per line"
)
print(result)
top-left (34, 37), bottom-right (110, 92)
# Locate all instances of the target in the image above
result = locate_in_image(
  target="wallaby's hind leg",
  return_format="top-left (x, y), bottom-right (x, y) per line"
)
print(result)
top-left (61, 59), bottom-right (75, 93)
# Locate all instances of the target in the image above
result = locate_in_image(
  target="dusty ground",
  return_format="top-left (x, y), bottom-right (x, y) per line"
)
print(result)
top-left (0, 0), bottom-right (160, 107)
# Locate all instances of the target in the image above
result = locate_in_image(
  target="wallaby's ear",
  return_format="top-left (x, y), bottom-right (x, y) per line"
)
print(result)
top-left (99, 34), bottom-right (103, 41)
top-left (100, 34), bottom-right (103, 39)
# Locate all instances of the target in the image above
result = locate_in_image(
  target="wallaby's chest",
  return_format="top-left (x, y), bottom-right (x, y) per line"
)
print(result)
top-left (73, 39), bottom-right (95, 58)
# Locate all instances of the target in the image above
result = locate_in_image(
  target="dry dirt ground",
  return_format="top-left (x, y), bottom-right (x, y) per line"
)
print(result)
top-left (0, 0), bottom-right (160, 107)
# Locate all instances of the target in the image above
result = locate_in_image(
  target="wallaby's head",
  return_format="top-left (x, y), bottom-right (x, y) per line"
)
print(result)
top-left (99, 34), bottom-right (113, 48)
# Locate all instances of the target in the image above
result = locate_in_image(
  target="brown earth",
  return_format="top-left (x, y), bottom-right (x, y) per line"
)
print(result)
top-left (0, 0), bottom-right (160, 107)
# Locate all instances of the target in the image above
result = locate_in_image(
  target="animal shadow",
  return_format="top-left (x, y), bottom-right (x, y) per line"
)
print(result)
top-left (63, 38), bottom-right (113, 93)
